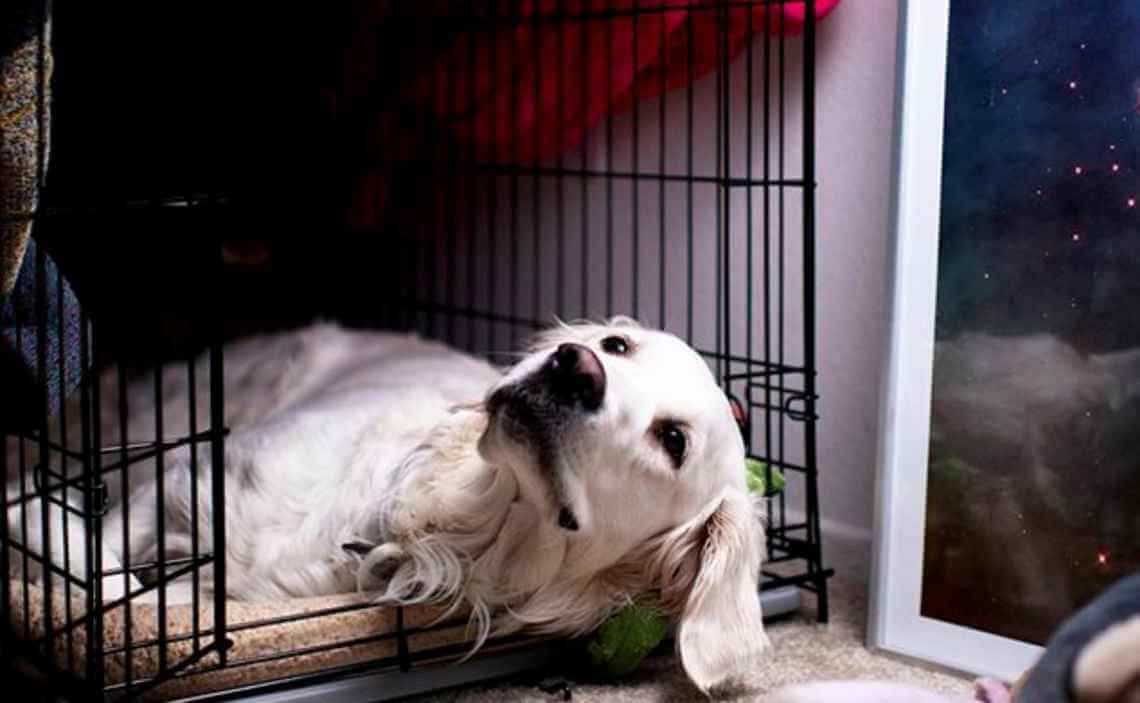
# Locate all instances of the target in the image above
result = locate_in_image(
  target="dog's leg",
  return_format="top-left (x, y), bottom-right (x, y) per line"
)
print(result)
top-left (5, 479), bottom-right (143, 603)
top-left (106, 455), bottom-right (214, 606)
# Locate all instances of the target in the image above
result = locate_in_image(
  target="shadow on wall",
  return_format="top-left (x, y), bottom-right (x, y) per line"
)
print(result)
top-left (921, 331), bottom-right (1140, 644)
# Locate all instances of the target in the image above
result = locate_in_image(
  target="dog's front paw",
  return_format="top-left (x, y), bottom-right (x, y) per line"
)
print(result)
top-left (100, 572), bottom-right (147, 604)
top-left (345, 542), bottom-right (412, 596)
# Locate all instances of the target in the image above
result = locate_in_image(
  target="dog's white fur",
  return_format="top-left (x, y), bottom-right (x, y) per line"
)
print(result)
top-left (6, 318), bottom-right (769, 691)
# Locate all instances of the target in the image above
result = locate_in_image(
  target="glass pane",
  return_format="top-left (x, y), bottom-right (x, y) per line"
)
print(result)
top-left (922, 0), bottom-right (1140, 645)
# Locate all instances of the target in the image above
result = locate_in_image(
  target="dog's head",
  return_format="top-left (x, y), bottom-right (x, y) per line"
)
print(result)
top-left (479, 317), bottom-right (768, 691)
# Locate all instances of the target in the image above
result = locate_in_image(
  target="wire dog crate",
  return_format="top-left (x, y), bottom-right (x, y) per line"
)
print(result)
top-left (2, 1), bottom-right (831, 700)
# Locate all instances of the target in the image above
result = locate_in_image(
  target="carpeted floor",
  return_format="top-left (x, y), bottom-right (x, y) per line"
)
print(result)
top-left (414, 536), bottom-right (975, 702)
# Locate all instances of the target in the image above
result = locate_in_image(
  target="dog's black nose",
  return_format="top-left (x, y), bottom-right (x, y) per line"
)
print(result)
top-left (546, 343), bottom-right (606, 411)
top-left (557, 506), bottom-right (579, 531)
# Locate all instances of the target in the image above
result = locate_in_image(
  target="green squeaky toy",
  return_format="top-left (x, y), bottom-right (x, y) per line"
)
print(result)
top-left (584, 458), bottom-right (785, 679)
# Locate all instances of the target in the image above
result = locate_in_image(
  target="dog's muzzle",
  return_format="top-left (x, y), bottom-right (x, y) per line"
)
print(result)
top-left (544, 342), bottom-right (606, 410)
top-left (483, 344), bottom-right (605, 533)
top-left (486, 342), bottom-right (607, 423)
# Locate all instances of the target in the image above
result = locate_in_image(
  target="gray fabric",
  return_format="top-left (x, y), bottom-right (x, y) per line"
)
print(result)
top-left (1, 0), bottom-right (51, 297)
top-left (1019, 571), bottom-right (1140, 703)
top-left (0, 1), bottom-right (85, 433)
top-left (0, 238), bottom-right (86, 432)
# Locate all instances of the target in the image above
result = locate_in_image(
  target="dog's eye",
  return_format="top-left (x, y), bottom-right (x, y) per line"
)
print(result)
top-left (600, 335), bottom-right (630, 355)
top-left (657, 423), bottom-right (687, 468)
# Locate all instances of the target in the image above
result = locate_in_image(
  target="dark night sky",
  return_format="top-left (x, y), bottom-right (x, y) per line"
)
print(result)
top-left (937, 1), bottom-right (1140, 352)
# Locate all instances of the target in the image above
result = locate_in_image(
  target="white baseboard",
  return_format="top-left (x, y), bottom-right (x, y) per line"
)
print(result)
top-left (781, 508), bottom-right (873, 544)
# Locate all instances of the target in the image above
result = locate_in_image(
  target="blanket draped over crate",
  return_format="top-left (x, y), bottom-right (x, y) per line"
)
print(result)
top-left (417, 0), bottom-right (841, 164)
top-left (340, 0), bottom-right (841, 230)
top-left (0, 0), bottom-right (50, 297)
top-left (0, 0), bottom-right (88, 433)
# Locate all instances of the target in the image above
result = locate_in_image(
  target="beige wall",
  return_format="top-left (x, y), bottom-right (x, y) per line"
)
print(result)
top-left (813, 0), bottom-right (901, 537)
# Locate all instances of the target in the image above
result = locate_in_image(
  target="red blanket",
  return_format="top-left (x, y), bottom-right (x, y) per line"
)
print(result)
top-left (339, 1), bottom-right (841, 231)
top-left (419, 0), bottom-right (841, 163)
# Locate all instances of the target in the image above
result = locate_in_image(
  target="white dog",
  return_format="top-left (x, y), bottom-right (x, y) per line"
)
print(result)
top-left (7, 317), bottom-right (769, 691)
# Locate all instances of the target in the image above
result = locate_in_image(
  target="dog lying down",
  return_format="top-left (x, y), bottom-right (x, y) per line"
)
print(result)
top-left (8, 318), bottom-right (770, 691)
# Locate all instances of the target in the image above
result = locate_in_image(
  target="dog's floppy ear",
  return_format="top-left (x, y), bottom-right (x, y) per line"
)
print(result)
top-left (650, 488), bottom-right (769, 693)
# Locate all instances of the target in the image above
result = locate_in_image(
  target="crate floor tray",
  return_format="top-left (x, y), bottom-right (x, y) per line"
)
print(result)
top-left (5, 582), bottom-right (527, 701)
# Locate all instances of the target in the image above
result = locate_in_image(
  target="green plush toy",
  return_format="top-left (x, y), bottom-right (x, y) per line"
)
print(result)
top-left (585, 600), bottom-right (672, 678)
top-left (584, 458), bottom-right (785, 679)
top-left (745, 457), bottom-right (787, 496)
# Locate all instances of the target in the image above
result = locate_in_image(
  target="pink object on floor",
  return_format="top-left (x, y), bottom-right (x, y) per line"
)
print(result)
top-left (766, 677), bottom-right (1013, 703)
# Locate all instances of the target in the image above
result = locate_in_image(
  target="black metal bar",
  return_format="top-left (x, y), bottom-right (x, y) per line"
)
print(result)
top-left (447, 13), bottom-right (460, 345)
top-left (210, 305), bottom-right (228, 665)
top-left (532, 4), bottom-right (543, 325)
top-left (769, 522), bottom-right (812, 534)
top-left (802, 0), bottom-right (828, 624)
top-left (100, 552), bottom-right (212, 578)
top-left (101, 629), bottom-right (555, 696)
top-left (1, 538), bottom-right (90, 589)
top-left (34, 239), bottom-right (56, 680)
top-left (579, 15), bottom-right (588, 319)
top-left (386, 298), bottom-right (794, 369)
top-left (46, 533), bottom-right (214, 647)
top-left (53, 242), bottom-right (76, 673)
top-left (3, 430), bottom-right (215, 460)
top-left (98, 431), bottom-right (217, 471)
top-left (509, 4), bottom-right (521, 346)
top-left (112, 635), bottom-right (233, 700)
top-left (229, 628), bottom-right (418, 672)
top-left (78, 307), bottom-right (102, 688)
top-left (658, 6), bottom-right (668, 329)
top-left (748, 402), bottom-right (819, 423)
top-left (36, 558), bottom-right (211, 649)
top-left (580, 8), bottom-right (590, 319)
top-left (27, 465), bottom-right (91, 517)
top-left (427, 1), bottom-right (440, 340)
top-left (555, 0), bottom-right (566, 319)
top-left (487, 7), bottom-right (500, 354)
top-left (188, 353), bottom-right (202, 653)
top-left (762, 0), bottom-right (776, 539)
top-left (100, 596), bottom-right (392, 656)
top-left (5, 431), bottom-right (217, 501)
top-left (3, 433), bottom-right (85, 461)
top-left (371, 159), bottom-right (811, 190)
top-left (777, 0), bottom-right (789, 541)
top-left (631, 0), bottom-right (641, 321)
top-left (118, 354), bottom-right (135, 688)
top-left (605, 0), bottom-right (614, 316)
top-left (718, 0), bottom-right (731, 385)
top-left (692, 347), bottom-right (795, 368)
top-left (154, 360), bottom-right (170, 673)
top-left (745, 0), bottom-right (755, 459)
top-left (397, 302), bottom-right (545, 333)
top-left (685, 2), bottom-right (695, 343)
top-left (467, 0), bottom-right (478, 351)
top-left (127, 637), bottom-right (564, 703)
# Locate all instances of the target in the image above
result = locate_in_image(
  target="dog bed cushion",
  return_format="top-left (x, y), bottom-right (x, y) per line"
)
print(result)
top-left (7, 582), bottom-right (514, 701)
